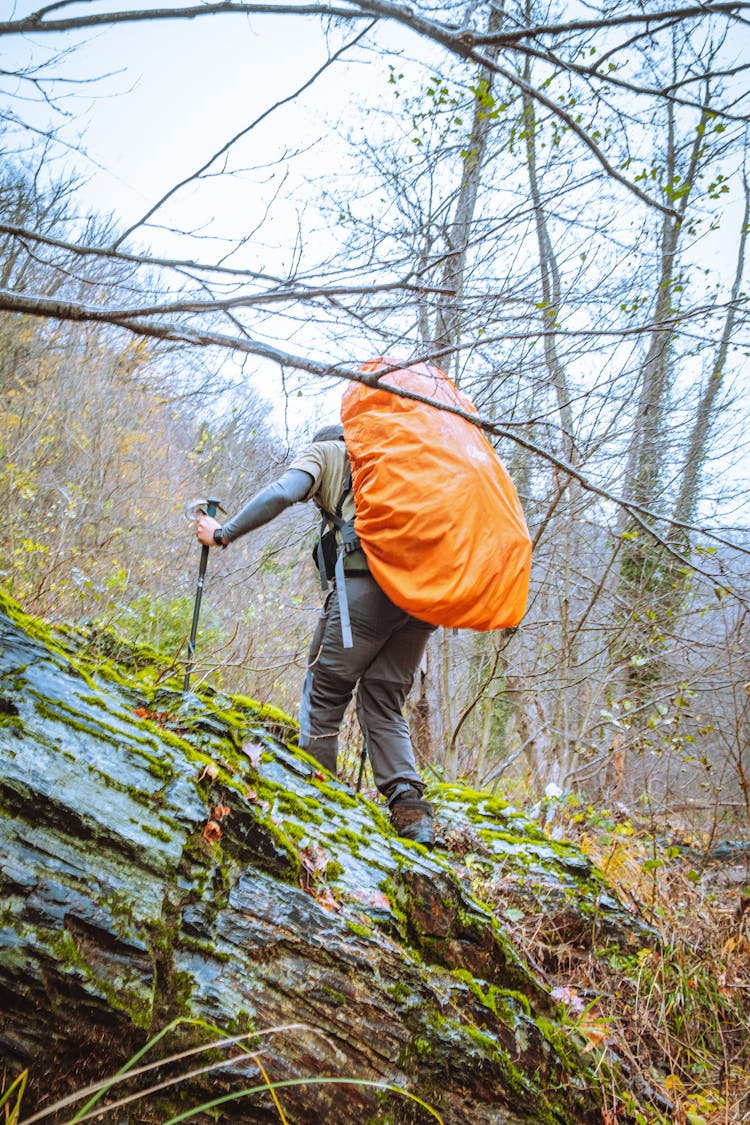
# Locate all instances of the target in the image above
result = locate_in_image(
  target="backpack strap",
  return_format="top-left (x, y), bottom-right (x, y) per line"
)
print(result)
top-left (315, 465), bottom-right (360, 589)
top-left (334, 549), bottom-right (353, 649)
top-left (314, 464), bottom-right (361, 650)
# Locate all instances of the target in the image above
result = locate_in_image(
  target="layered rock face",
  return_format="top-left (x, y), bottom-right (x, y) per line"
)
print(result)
top-left (0, 593), bottom-right (654, 1123)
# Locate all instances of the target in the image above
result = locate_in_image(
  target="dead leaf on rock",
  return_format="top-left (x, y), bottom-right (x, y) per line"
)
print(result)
top-left (312, 886), bottom-right (341, 913)
top-left (299, 843), bottom-right (340, 906)
top-left (579, 1020), bottom-right (611, 1053)
top-left (197, 762), bottom-right (219, 782)
top-left (300, 844), bottom-right (329, 878)
top-left (202, 819), bottom-right (222, 844)
top-left (239, 742), bottom-right (264, 770)
top-left (133, 707), bottom-right (168, 726)
top-left (242, 787), bottom-right (270, 813)
top-left (348, 888), bottom-right (391, 912)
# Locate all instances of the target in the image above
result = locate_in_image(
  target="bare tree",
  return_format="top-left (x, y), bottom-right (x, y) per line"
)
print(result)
top-left (0, 1), bottom-right (748, 820)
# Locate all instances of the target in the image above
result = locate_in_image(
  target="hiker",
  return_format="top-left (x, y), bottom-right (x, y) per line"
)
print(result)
top-left (194, 423), bottom-right (437, 848)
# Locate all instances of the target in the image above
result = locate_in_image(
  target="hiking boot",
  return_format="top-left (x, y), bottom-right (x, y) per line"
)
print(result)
top-left (390, 797), bottom-right (435, 849)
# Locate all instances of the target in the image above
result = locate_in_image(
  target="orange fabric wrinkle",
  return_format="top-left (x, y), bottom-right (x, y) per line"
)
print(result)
top-left (341, 360), bottom-right (532, 630)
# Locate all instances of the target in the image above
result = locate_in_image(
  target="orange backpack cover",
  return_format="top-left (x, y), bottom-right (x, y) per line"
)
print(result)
top-left (340, 360), bottom-right (532, 630)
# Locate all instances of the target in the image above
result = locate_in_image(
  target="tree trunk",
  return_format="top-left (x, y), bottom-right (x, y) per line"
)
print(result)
top-left (672, 163), bottom-right (750, 532)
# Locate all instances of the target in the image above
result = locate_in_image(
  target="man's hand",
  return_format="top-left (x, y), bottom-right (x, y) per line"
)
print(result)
top-left (196, 512), bottom-right (221, 546)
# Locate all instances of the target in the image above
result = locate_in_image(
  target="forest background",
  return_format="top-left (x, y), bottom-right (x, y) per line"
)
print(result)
top-left (1, 0), bottom-right (749, 842)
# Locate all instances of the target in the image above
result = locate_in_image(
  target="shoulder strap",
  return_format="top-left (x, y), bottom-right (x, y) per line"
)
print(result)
top-left (314, 465), bottom-right (361, 649)
top-left (315, 466), bottom-right (355, 590)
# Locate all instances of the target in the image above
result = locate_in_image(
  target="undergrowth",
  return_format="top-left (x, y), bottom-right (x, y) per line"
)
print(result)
top-left (457, 802), bottom-right (750, 1125)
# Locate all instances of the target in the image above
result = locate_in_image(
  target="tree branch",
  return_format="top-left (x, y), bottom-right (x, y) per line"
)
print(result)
top-left (471, 3), bottom-right (750, 46)
top-left (112, 24), bottom-right (374, 249)
top-left (0, 4), bottom-right (363, 36)
top-left (343, 1), bottom-right (679, 216)
top-left (2, 0), bottom-right (704, 216)
top-left (1, 285), bottom-right (746, 575)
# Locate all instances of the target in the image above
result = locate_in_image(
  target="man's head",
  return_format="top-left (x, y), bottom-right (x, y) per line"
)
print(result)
top-left (312, 423), bottom-right (345, 443)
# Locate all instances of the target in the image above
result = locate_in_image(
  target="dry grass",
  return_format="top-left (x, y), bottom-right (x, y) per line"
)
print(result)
top-left (482, 806), bottom-right (750, 1124)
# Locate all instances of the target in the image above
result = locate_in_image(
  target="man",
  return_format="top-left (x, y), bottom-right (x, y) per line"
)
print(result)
top-left (195, 424), bottom-right (436, 848)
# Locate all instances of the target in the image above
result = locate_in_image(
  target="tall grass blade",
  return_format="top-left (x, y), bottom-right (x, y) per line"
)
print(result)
top-left (1, 1069), bottom-right (28, 1125)
top-left (19, 1021), bottom-right (317, 1125)
top-left (160, 1076), bottom-right (445, 1125)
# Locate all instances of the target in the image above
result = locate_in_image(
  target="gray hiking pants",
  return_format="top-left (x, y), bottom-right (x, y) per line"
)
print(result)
top-left (298, 573), bottom-right (436, 800)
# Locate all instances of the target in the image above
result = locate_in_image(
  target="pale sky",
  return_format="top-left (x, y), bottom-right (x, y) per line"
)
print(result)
top-left (4, 3), bottom-right (749, 473)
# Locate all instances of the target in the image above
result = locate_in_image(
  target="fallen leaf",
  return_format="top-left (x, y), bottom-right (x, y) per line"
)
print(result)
top-left (300, 844), bottom-right (329, 878)
top-left (312, 886), bottom-right (341, 913)
top-left (132, 707), bottom-right (168, 726)
top-left (197, 762), bottom-right (219, 782)
top-left (242, 787), bottom-right (270, 812)
top-left (579, 1021), bottom-right (610, 1052)
top-left (348, 888), bottom-right (391, 912)
top-left (202, 819), bottom-right (222, 844)
top-left (239, 742), bottom-right (264, 770)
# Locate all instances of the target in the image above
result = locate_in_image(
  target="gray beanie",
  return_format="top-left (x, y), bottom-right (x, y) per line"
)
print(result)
top-left (312, 423), bottom-right (345, 442)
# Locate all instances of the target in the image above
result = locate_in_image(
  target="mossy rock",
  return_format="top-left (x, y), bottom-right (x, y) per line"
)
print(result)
top-left (0, 590), bottom-right (662, 1124)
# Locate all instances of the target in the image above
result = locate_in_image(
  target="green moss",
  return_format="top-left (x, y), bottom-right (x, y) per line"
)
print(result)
top-left (231, 694), bottom-right (295, 726)
top-left (146, 895), bottom-right (200, 1031)
top-left (321, 985), bottom-right (348, 1005)
top-left (280, 820), bottom-right (306, 842)
top-left (222, 1009), bottom-right (257, 1036)
top-left (311, 779), bottom-right (359, 808)
top-left (274, 790), bottom-right (323, 824)
top-left (386, 979), bottom-right (411, 1003)
top-left (535, 1015), bottom-right (588, 1071)
top-left (100, 889), bottom-right (144, 933)
top-left (330, 825), bottom-right (367, 854)
top-left (141, 823), bottom-right (172, 842)
top-left (211, 802), bottom-right (302, 884)
top-left (380, 876), bottom-right (410, 934)
top-left (32, 696), bottom-right (125, 748)
top-left (48, 927), bottom-right (153, 1030)
top-left (229, 694), bottom-right (299, 743)
top-left (29, 693), bottom-right (176, 785)
top-left (450, 969), bottom-right (532, 1023)
top-left (494, 986), bottom-right (532, 1019)
top-left (345, 919), bottom-right (372, 938)
top-left (49, 926), bottom-right (83, 968)
top-left (259, 821), bottom-right (302, 882)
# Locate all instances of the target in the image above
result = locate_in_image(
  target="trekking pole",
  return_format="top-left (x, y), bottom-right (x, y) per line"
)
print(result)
top-left (355, 741), bottom-right (368, 793)
top-left (183, 496), bottom-right (224, 694)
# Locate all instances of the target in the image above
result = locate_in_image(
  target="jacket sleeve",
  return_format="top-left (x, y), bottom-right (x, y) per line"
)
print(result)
top-left (219, 468), bottom-right (314, 544)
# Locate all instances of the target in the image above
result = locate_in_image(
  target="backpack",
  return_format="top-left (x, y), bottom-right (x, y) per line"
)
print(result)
top-left (340, 360), bottom-right (532, 630)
